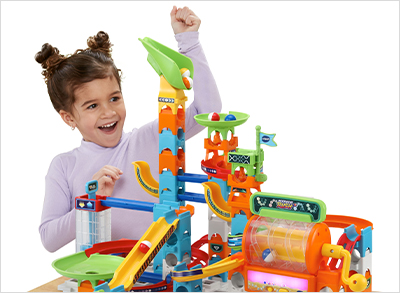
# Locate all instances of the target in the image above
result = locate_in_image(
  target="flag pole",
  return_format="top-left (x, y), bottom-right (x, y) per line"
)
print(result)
top-left (255, 125), bottom-right (261, 180)
top-left (256, 125), bottom-right (261, 155)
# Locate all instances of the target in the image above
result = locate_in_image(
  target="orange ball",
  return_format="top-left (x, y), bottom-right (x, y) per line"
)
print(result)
top-left (182, 77), bottom-right (193, 89)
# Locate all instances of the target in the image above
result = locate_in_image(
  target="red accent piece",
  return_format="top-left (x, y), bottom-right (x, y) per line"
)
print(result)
top-left (188, 235), bottom-right (209, 269)
top-left (201, 159), bottom-right (231, 180)
top-left (84, 239), bottom-right (137, 257)
top-left (192, 235), bottom-right (208, 249)
top-left (75, 194), bottom-right (111, 212)
top-left (329, 233), bottom-right (361, 270)
top-left (130, 280), bottom-right (173, 292)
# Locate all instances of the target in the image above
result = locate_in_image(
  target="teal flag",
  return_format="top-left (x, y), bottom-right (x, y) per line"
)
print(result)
top-left (259, 132), bottom-right (277, 147)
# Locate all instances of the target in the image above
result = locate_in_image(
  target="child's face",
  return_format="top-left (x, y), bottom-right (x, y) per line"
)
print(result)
top-left (70, 75), bottom-right (126, 148)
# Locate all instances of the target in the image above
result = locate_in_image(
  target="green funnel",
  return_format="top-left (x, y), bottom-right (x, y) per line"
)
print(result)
top-left (139, 37), bottom-right (193, 90)
top-left (194, 111), bottom-right (250, 140)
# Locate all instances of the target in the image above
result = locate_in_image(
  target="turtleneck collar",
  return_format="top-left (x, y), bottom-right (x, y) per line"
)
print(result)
top-left (79, 131), bottom-right (128, 151)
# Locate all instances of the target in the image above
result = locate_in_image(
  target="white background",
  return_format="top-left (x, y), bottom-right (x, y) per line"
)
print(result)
top-left (1, 1), bottom-right (399, 292)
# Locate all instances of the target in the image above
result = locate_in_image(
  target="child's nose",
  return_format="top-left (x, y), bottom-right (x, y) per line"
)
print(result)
top-left (101, 105), bottom-right (116, 118)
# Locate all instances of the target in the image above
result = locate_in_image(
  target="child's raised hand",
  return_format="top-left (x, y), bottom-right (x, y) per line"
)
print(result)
top-left (92, 165), bottom-right (123, 196)
top-left (170, 6), bottom-right (201, 35)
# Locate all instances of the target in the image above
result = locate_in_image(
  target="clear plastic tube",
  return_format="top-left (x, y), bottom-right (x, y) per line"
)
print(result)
top-left (75, 209), bottom-right (111, 252)
top-left (244, 215), bottom-right (315, 273)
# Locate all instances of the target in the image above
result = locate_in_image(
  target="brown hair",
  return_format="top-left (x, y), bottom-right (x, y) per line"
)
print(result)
top-left (35, 31), bottom-right (122, 113)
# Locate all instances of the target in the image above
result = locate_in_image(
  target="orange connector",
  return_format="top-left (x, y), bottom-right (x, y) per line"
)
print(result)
top-left (204, 136), bottom-right (238, 151)
top-left (159, 148), bottom-right (185, 175)
top-left (78, 280), bottom-right (105, 292)
top-left (175, 204), bottom-right (195, 217)
top-left (159, 106), bottom-right (185, 135)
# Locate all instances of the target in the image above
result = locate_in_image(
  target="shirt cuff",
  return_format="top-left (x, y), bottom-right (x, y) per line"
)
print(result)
top-left (175, 31), bottom-right (200, 54)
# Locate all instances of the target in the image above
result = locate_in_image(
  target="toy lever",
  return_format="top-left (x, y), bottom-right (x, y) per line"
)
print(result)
top-left (321, 244), bottom-right (367, 292)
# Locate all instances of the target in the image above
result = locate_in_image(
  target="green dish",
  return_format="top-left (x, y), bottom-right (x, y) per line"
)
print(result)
top-left (194, 111), bottom-right (250, 128)
top-left (52, 251), bottom-right (123, 286)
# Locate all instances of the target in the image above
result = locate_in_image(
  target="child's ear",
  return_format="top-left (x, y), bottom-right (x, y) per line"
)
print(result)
top-left (59, 110), bottom-right (76, 129)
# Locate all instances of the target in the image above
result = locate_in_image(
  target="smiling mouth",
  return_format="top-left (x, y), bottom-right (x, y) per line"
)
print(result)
top-left (98, 121), bottom-right (117, 132)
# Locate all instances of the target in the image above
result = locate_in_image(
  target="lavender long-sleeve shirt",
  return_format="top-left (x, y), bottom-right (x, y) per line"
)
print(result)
top-left (39, 32), bottom-right (222, 252)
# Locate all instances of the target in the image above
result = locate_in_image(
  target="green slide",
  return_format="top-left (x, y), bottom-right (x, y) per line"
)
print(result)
top-left (139, 37), bottom-right (193, 89)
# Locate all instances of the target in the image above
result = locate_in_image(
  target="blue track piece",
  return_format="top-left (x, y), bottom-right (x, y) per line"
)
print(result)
top-left (208, 256), bottom-right (228, 282)
top-left (110, 285), bottom-right (125, 292)
top-left (177, 173), bottom-right (208, 183)
top-left (344, 224), bottom-right (359, 241)
top-left (178, 192), bottom-right (206, 203)
top-left (354, 226), bottom-right (373, 257)
top-left (138, 272), bottom-right (168, 284)
top-left (231, 214), bottom-right (248, 254)
top-left (209, 177), bottom-right (230, 201)
top-left (94, 282), bottom-right (111, 292)
top-left (159, 170), bottom-right (186, 203)
top-left (173, 263), bottom-right (203, 292)
top-left (101, 197), bottom-right (154, 212)
top-left (228, 240), bottom-right (242, 246)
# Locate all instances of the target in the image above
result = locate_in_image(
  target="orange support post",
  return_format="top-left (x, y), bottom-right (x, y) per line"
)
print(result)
top-left (159, 148), bottom-right (185, 175)
top-left (227, 175), bottom-right (262, 219)
top-left (209, 234), bottom-right (230, 260)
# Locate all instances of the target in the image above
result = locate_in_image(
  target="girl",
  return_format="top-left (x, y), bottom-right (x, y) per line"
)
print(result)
top-left (36, 6), bottom-right (222, 252)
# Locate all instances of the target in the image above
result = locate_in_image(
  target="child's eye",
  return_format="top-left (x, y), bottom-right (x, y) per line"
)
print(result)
top-left (110, 97), bottom-right (120, 102)
top-left (87, 104), bottom-right (97, 109)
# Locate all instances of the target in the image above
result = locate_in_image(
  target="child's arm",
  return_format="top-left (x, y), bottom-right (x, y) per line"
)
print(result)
top-left (39, 156), bottom-right (76, 252)
top-left (171, 6), bottom-right (222, 140)
top-left (128, 7), bottom-right (221, 168)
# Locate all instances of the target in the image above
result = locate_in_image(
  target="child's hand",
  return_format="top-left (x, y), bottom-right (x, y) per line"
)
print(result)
top-left (92, 165), bottom-right (123, 196)
top-left (170, 6), bottom-right (201, 35)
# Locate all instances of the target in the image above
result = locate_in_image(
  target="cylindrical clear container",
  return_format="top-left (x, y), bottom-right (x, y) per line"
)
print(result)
top-left (244, 215), bottom-right (325, 274)
top-left (75, 209), bottom-right (111, 252)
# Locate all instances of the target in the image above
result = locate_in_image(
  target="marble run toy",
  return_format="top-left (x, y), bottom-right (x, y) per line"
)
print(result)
top-left (51, 37), bottom-right (374, 292)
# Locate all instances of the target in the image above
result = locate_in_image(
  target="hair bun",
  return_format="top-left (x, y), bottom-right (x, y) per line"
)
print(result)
top-left (87, 31), bottom-right (113, 57)
top-left (35, 43), bottom-right (66, 81)
top-left (35, 43), bottom-right (59, 67)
